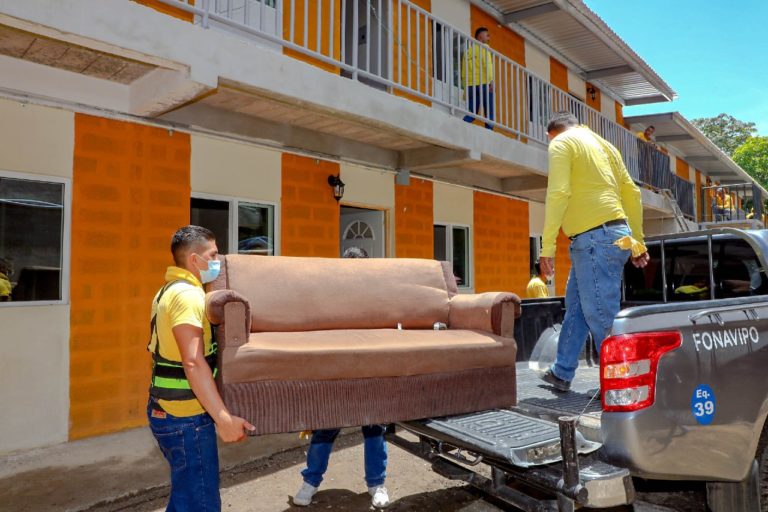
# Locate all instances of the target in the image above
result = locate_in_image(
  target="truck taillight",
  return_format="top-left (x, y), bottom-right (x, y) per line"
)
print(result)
top-left (600, 332), bottom-right (682, 412)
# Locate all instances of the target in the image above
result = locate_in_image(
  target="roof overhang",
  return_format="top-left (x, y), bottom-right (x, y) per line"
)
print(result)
top-left (624, 112), bottom-right (768, 196)
top-left (472, 0), bottom-right (676, 105)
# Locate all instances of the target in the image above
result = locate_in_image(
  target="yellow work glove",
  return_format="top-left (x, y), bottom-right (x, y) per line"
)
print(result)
top-left (614, 236), bottom-right (647, 258)
top-left (299, 430), bottom-right (312, 440)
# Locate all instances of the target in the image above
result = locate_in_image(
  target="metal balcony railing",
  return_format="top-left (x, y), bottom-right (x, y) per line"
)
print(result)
top-left (155, 0), bottom-right (691, 211)
top-left (701, 183), bottom-right (759, 223)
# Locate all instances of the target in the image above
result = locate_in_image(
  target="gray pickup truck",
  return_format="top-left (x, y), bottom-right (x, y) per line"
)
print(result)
top-left (388, 228), bottom-right (768, 511)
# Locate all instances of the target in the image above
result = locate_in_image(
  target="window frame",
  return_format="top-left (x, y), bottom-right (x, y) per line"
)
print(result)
top-left (0, 169), bottom-right (71, 308)
top-left (434, 222), bottom-right (473, 291)
top-left (191, 192), bottom-right (280, 256)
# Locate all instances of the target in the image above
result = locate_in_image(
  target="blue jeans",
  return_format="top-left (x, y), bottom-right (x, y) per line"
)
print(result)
top-left (147, 400), bottom-right (221, 512)
top-left (463, 84), bottom-right (494, 129)
top-left (301, 426), bottom-right (387, 488)
top-left (552, 223), bottom-right (631, 382)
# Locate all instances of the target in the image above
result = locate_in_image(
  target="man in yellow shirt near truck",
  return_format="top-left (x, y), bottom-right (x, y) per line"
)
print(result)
top-left (539, 112), bottom-right (649, 391)
top-left (461, 27), bottom-right (494, 130)
top-left (148, 225), bottom-right (254, 510)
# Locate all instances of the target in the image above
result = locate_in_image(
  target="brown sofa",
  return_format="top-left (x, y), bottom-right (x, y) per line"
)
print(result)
top-left (206, 255), bottom-right (520, 434)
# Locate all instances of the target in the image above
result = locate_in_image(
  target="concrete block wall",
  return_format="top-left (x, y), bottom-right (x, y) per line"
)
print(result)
top-left (281, 154), bottom-right (341, 257)
top-left (394, 178), bottom-right (434, 258)
top-left (473, 191), bottom-right (530, 295)
top-left (69, 114), bottom-right (191, 439)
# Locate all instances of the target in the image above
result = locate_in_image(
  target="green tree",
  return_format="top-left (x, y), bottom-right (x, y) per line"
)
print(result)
top-left (692, 113), bottom-right (757, 156)
top-left (733, 136), bottom-right (768, 189)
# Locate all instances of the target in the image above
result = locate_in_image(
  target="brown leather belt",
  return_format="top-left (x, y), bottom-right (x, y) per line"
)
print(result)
top-left (569, 219), bottom-right (627, 241)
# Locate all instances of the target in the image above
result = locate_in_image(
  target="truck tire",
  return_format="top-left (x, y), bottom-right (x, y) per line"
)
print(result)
top-left (758, 427), bottom-right (768, 510)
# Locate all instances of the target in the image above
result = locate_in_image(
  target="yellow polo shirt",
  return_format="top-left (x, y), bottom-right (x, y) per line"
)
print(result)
top-left (542, 126), bottom-right (644, 258)
top-left (526, 276), bottom-right (549, 298)
top-left (0, 272), bottom-right (11, 300)
top-left (149, 267), bottom-right (214, 417)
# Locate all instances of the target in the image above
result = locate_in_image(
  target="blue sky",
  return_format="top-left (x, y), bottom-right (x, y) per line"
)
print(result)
top-left (584, 0), bottom-right (768, 135)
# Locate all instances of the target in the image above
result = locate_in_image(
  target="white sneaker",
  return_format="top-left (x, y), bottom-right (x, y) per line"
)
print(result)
top-left (368, 485), bottom-right (390, 508)
top-left (293, 482), bottom-right (318, 506)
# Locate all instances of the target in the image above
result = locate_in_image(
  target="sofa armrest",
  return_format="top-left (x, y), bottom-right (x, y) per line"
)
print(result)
top-left (448, 292), bottom-right (521, 338)
top-left (206, 290), bottom-right (251, 349)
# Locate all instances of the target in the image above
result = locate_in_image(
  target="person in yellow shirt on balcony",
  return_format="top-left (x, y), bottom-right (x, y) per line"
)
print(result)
top-left (714, 187), bottom-right (732, 221)
top-left (635, 125), bottom-right (655, 143)
top-left (538, 112), bottom-right (649, 392)
top-left (526, 261), bottom-right (549, 299)
top-left (461, 27), bottom-right (494, 130)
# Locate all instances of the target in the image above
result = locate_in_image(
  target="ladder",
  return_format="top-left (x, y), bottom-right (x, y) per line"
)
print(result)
top-left (661, 189), bottom-right (693, 232)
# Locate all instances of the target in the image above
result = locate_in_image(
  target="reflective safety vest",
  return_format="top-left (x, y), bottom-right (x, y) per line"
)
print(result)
top-left (147, 280), bottom-right (218, 401)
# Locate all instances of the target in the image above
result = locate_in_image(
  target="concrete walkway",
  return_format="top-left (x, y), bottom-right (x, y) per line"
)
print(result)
top-left (0, 426), bottom-right (307, 512)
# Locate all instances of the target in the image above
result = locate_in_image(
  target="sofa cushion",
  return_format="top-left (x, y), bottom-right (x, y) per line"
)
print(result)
top-left (221, 255), bottom-right (451, 332)
top-left (221, 328), bottom-right (516, 384)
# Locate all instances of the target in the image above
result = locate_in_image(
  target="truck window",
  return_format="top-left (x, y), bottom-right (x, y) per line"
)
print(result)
top-left (623, 244), bottom-right (664, 302)
top-left (667, 242), bottom-right (712, 301)
top-left (715, 239), bottom-right (768, 298)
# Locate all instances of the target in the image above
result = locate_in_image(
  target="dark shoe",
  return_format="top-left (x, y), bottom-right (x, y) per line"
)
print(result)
top-left (541, 370), bottom-right (571, 392)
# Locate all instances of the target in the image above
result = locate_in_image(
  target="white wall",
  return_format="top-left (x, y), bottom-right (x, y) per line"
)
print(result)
top-left (600, 93), bottom-right (616, 122)
top-left (524, 44), bottom-right (550, 82)
top-left (567, 70), bottom-right (585, 99)
top-left (0, 99), bottom-right (73, 454)
top-left (191, 135), bottom-right (281, 202)
top-left (528, 200), bottom-right (545, 235)
top-left (433, 181), bottom-right (473, 226)
top-left (431, 0), bottom-right (471, 34)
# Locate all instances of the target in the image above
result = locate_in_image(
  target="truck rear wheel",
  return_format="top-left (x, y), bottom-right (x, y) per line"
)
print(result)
top-left (758, 428), bottom-right (768, 510)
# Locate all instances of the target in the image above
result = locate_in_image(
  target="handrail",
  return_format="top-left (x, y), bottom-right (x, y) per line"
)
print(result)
top-left (155, 0), bottom-right (692, 211)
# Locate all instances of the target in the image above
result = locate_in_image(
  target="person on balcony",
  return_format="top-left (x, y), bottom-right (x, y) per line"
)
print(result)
top-left (636, 125), bottom-right (656, 144)
top-left (538, 112), bottom-right (649, 392)
top-left (461, 27), bottom-right (494, 130)
top-left (526, 261), bottom-right (549, 299)
top-left (714, 187), bottom-right (732, 221)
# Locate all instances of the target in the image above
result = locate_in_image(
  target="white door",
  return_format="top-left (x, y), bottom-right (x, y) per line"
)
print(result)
top-left (201, 0), bottom-right (282, 50)
top-left (340, 209), bottom-right (385, 258)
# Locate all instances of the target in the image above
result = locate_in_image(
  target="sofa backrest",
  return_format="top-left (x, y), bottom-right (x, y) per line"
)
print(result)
top-left (211, 255), bottom-right (451, 332)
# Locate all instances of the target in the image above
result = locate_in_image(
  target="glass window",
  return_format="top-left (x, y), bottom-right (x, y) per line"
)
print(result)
top-left (191, 197), bottom-right (276, 255)
top-left (433, 224), bottom-right (470, 288)
top-left (667, 242), bottom-right (712, 302)
top-left (190, 198), bottom-right (230, 253)
top-left (623, 243), bottom-right (665, 303)
top-left (0, 176), bottom-right (65, 302)
top-left (237, 202), bottom-right (275, 255)
top-left (715, 239), bottom-right (768, 298)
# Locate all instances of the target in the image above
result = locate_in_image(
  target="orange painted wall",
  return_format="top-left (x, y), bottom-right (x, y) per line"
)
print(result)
top-left (615, 101), bottom-right (625, 127)
top-left (585, 82), bottom-right (601, 111)
top-left (469, 6), bottom-right (525, 66)
top-left (281, 154), bottom-right (340, 257)
top-left (554, 231), bottom-right (571, 296)
top-left (135, 0), bottom-right (193, 22)
top-left (70, 115), bottom-right (191, 439)
top-left (394, 178), bottom-right (433, 258)
top-left (392, 0), bottom-right (432, 106)
top-left (675, 157), bottom-right (690, 180)
top-left (283, 0), bottom-right (342, 74)
top-left (473, 192), bottom-right (529, 295)
top-left (549, 58), bottom-right (568, 91)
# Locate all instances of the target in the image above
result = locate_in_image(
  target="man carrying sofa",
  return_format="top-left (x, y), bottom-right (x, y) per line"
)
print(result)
top-left (147, 225), bottom-right (255, 511)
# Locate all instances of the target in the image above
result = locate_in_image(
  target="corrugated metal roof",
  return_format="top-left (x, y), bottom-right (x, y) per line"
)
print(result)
top-left (475, 0), bottom-right (676, 104)
top-left (624, 112), bottom-right (768, 196)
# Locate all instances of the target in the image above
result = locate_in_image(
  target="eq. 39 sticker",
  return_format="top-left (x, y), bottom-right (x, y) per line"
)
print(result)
top-left (691, 384), bottom-right (716, 425)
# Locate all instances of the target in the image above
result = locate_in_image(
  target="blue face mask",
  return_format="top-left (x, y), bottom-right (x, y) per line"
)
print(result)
top-left (196, 256), bottom-right (221, 284)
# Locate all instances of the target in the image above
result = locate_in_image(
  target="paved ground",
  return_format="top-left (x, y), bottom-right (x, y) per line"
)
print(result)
top-left (87, 431), bottom-right (706, 512)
